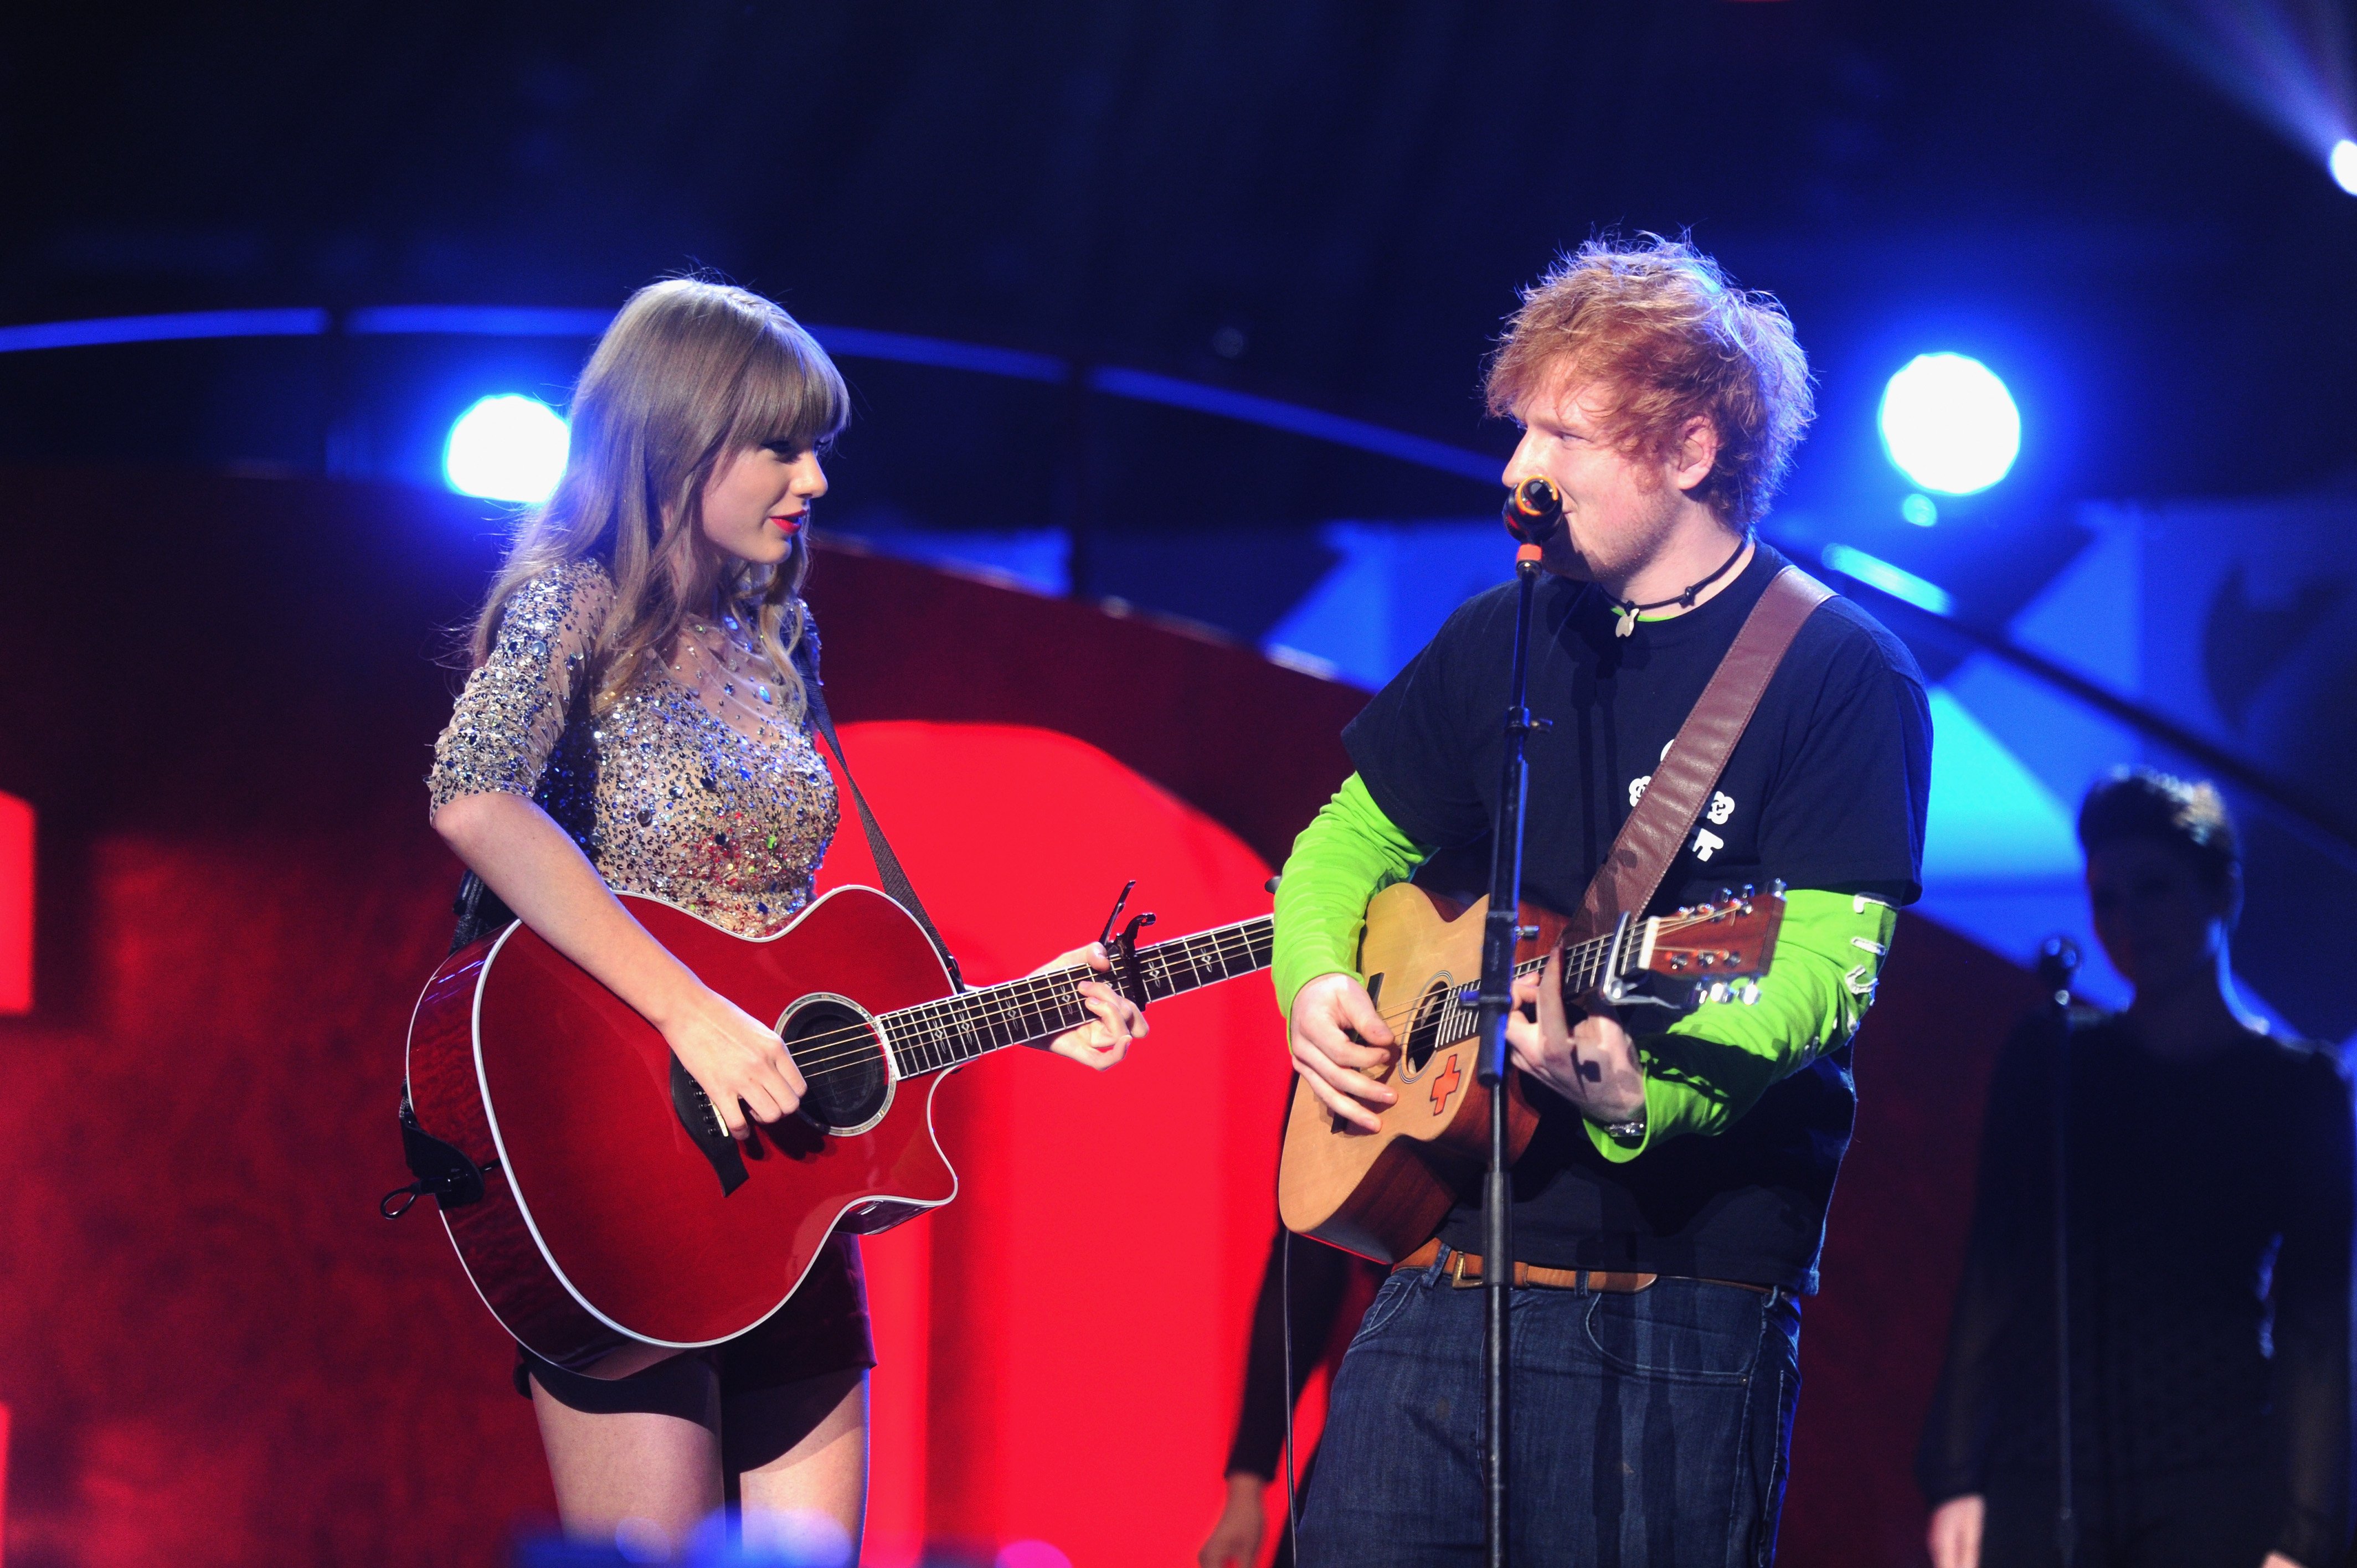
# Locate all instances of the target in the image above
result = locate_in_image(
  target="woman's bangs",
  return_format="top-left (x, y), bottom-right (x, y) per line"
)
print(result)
top-left (733, 323), bottom-right (851, 456)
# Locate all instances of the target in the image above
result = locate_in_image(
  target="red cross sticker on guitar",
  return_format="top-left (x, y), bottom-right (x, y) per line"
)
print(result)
top-left (1428, 1053), bottom-right (1463, 1115)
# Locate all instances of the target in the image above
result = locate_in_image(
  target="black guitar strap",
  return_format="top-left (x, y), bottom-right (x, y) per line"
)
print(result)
top-left (791, 639), bottom-right (966, 992)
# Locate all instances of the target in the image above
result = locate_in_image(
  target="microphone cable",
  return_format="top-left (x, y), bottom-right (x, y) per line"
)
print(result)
top-left (1282, 1226), bottom-right (1301, 1566)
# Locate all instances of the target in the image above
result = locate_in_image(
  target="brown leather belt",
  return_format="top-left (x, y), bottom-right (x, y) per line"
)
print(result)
top-left (1393, 1239), bottom-right (1773, 1296)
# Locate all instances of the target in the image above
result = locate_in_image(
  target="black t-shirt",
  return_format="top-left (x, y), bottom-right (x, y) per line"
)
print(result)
top-left (1344, 543), bottom-right (1931, 1290)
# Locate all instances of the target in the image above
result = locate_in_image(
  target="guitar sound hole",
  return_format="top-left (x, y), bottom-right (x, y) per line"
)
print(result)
top-left (1404, 979), bottom-right (1452, 1075)
top-left (780, 997), bottom-right (891, 1134)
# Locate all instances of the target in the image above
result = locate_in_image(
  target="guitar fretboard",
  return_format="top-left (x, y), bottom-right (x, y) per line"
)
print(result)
top-left (1408, 921), bottom-right (1635, 1055)
top-left (881, 915), bottom-right (1277, 1077)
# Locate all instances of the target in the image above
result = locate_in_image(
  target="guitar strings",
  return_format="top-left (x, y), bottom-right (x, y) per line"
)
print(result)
top-left (747, 902), bottom-right (1749, 1087)
top-left (787, 941), bottom-right (1258, 1081)
top-left (789, 903), bottom-right (1731, 1082)
top-left (785, 904), bottom-right (1735, 1082)
top-left (774, 921), bottom-right (1276, 1082)
top-left (1320, 906), bottom-right (1765, 1046)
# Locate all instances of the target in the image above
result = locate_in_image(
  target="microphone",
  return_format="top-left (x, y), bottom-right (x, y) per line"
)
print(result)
top-left (1502, 476), bottom-right (1562, 548)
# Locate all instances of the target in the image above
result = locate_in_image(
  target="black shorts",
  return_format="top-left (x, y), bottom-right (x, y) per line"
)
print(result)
top-left (516, 1235), bottom-right (876, 1473)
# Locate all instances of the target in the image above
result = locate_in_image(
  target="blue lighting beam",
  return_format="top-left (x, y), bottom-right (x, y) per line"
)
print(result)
top-left (2102, 0), bottom-right (2355, 184)
top-left (0, 308), bottom-right (328, 354)
top-left (0, 306), bottom-right (1509, 486)
top-left (1821, 543), bottom-right (1955, 616)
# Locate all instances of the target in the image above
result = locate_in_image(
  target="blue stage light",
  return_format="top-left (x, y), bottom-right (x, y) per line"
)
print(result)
top-left (1900, 493), bottom-right (1939, 527)
top-left (1877, 353), bottom-right (2021, 495)
top-left (444, 395), bottom-right (569, 502)
top-left (1821, 542), bottom-right (1955, 616)
top-left (2332, 140), bottom-right (2357, 194)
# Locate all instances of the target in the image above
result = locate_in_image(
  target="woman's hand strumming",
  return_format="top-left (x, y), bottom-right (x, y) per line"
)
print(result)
top-left (660, 983), bottom-right (809, 1137)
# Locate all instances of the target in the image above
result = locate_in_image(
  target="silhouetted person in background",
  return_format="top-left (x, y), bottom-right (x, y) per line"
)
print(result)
top-left (1919, 768), bottom-right (2353, 1568)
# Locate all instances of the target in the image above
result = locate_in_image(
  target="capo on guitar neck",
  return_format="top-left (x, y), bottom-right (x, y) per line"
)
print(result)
top-left (1095, 879), bottom-right (1157, 1010)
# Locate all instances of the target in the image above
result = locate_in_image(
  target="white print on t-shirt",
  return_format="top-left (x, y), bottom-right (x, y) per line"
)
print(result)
top-left (1626, 740), bottom-right (1738, 859)
top-left (1627, 739), bottom-right (1675, 807)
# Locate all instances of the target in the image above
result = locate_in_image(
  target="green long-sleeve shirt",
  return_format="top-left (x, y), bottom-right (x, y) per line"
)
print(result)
top-left (1274, 773), bottom-right (1898, 1162)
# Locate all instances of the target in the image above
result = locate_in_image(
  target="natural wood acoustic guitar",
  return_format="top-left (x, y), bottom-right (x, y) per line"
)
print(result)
top-left (405, 885), bottom-right (1272, 1377)
top-left (1276, 881), bottom-right (1784, 1262)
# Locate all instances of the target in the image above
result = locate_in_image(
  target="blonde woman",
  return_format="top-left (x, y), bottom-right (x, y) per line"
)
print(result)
top-left (427, 278), bottom-right (1144, 1555)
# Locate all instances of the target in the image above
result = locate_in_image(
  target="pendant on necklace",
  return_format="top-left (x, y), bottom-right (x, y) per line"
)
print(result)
top-left (1614, 605), bottom-right (1638, 638)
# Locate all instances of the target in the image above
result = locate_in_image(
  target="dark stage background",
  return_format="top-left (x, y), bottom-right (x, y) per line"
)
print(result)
top-left (0, 469), bottom-right (2037, 1566)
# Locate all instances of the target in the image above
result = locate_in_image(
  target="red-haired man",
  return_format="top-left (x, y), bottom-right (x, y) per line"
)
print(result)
top-left (1271, 235), bottom-right (1932, 1565)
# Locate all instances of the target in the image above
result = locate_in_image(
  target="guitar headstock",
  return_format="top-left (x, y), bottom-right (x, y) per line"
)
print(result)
top-left (1638, 885), bottom-right (1784, 1000)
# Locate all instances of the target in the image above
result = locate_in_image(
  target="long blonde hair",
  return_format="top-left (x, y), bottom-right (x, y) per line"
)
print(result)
top-left (467, 278), bottom-right (851, 723)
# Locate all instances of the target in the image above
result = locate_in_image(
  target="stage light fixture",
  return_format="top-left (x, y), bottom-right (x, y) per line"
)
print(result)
top-left (444, 394), bottom-right (569, 503)
top-left (2332, 139), bottom-right (2357, 193)
top-left (1877, 353), bottom-right (2020, 495)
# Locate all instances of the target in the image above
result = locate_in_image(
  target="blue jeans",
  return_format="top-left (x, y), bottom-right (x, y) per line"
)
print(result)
top-left (1297, 1249), bottom-right (1803, 1567)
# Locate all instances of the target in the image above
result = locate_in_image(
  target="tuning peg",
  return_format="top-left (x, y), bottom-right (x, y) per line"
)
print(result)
top-left (1706, 981), bottom-right (1733, 1004)
top-left (1769, 879), bottom-right (1787, 896)
top-left (1740, 982), bottom-right (1761, 1005)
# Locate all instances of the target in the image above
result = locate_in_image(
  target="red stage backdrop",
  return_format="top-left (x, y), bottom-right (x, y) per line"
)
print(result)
top-left (811, 721), bottom-right (1285, 1565)
top-left (0, 468), bottom-right (2040, 1568)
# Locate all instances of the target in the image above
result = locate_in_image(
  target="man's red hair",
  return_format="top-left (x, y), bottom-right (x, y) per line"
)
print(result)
top-left (1485, 235), bottom-right (1814, 527)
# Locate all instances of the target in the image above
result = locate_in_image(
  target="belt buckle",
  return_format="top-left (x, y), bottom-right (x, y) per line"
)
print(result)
top-left (1449, 1251), bottom-right (1477, 1289)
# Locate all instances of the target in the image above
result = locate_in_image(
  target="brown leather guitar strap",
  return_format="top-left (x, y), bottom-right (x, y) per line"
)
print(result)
top-left (1567, 564), bottom-right (1834, 942)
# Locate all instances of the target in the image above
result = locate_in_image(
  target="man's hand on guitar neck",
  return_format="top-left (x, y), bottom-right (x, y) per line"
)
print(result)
top-left (1288, 958), bottom-right (1649, 1133)
top-left (1505, 952), bottom-right (1647, 1126)
top-left (1288, 972), bottom-right (1399, 1132)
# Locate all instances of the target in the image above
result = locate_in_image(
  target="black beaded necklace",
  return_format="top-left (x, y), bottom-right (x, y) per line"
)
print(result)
top-left (1608, 533), bottom-right (1753, 638)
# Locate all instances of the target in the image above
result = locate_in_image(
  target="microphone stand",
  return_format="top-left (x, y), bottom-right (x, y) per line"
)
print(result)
top-left (1474, 478), bottom-right (1561, 1568)
top-left (2036, 934), bottom-right (2081, 1568)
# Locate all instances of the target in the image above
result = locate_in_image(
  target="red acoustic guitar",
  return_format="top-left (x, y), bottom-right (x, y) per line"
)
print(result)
top-left (404, 885), bottom-right (1273, 1378)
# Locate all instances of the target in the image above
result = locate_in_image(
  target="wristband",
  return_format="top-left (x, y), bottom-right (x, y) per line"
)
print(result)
top-left (1594, 1111), bottom-right (1646, 1147)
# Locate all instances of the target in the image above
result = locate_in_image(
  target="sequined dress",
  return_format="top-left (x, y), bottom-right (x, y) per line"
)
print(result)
top-left (430, 559), bottom-right (873, 1396)
top-left (426, 558), bottom-right (840, 936)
